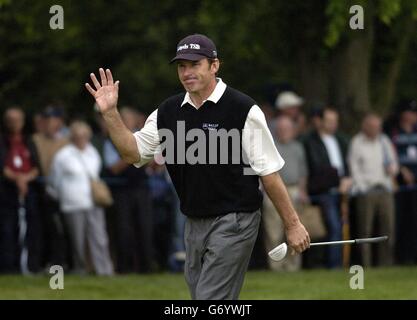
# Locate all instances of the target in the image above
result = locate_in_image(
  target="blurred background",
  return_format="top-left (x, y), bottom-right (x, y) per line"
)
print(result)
top-left (0, 0), bottom-right (416, 281)
top-left (1, 0), bottom-right (416, 129)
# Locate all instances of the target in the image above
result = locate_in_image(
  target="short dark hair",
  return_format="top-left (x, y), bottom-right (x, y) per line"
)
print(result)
top-left (207, 58), bottom-right (220, 76)
top-left (207, 58), bottom-right (220, 66)
top-left (396, 99), bottom-right (417, 113)
top-left (363, 112), bottom-right (381, 119)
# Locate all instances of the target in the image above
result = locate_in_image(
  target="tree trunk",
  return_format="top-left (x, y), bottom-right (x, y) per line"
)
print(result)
top-left (296, 48), bottom-right (329, 110)
top-left (329, 22), bottom-right (374, 134)
top-left (374, 17), bottom-right (415, 115)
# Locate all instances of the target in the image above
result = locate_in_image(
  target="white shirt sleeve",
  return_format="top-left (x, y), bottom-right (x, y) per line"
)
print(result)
top-left (133, 109), bottom-right (160, 168)
top-left (242, 105), bottom-right (285, 176)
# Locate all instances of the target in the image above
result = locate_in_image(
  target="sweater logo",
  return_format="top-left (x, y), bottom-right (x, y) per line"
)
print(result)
top-left (202, 123), bottom-right (219, 131)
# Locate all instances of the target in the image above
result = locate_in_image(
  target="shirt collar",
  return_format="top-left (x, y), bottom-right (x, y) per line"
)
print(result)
top-left (180, 78), bottom-right (227, 108)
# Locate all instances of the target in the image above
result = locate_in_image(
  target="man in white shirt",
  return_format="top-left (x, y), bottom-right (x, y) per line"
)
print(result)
top-left (348, 113), bottom-right (398, 266)
top-left (85, 34), bottom-right (310, 299)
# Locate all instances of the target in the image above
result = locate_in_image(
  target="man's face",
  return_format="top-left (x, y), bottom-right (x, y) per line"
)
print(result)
top-left (72, 129), bottom-right (90, 150)
top-left (5, 109), bottom-right (25, 134)
top-left (363, 115), bottom-right (381, 139)
top-left (33, 114), bottom-right (46, 134)
top-left (280, 106), bottom-right (300, 119)
top-left (276, 117), bottom-right (295, 143)
top-left (177, 58), bottom-right (218, 93)
top-left (321, 110), bottom-right (339, 134)
top-left (400, 110), bottom-right (417, 126)
top-left (45, 116), bottom-right (62, 137)
top-left (121, 109), bottom-right (138, 131)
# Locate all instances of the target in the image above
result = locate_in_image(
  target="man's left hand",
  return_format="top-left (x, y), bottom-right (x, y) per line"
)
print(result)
top-left (285, 221), bottom-right (310, 254)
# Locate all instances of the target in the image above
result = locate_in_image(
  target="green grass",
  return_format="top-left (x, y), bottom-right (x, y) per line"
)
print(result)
top-left (0, 267), bottom-right (416, 299)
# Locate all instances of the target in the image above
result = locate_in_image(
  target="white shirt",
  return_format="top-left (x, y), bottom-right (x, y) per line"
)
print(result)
top-left (132, 78), bottom-right (284, 176)
top-left (321, 134), bottom-right (344, 176)
top-left (348, 133), bottom-right (398, 193)
top-left (48, 144), bottom-right (102, 213)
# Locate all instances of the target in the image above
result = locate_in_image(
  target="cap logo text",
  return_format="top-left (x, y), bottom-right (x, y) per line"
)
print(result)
top-left (177, 43), bottom-right (201, 51)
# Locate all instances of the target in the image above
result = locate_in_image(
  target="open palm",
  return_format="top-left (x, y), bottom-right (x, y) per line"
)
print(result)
top-left (85, 68), bottom-right (120, 113)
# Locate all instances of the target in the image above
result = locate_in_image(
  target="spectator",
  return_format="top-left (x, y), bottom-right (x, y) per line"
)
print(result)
top-left (308, 106), bottom-right (325, 133)
top-left (48, 121), bottom-right (113, 275)
top-left (349, 114), bottom-right (398, 266)
top-left (388, 99), bottom-right (417, 264)
top-left (33, 106), bottom-right (69, 176)
top-left (275, 91), bottom-right (306, 136)
top-left (146, 159), bottom-right (176, 271)
top-left (91, 110), bottom-right (122, 263)
top-left (0, 107), bottom-right (41, 273)
top-left (260, 102), bottom-right (277, 134)
top-left (262, 116), bottom-right (308, 271)
top-left (91, 108), bottom-right (109, 159)
top-left (390, 99), bottom-right (417, 185)
top-left (303, 107), bottom-right (351, 268)
top-left (0, 133), bottom-right (6, 271)
top-left (135, 110), bottom-right (147, 130)
top-left (32, 106), bottom-right (69, 269)
top-left (146, 153), bottom-right (187, 274)
top-left (32, 112), bottom-right (46, 135)
top-left (103, 107), bottom-right (155, 273)
top-left (167, 185), bottom-right (186, 273)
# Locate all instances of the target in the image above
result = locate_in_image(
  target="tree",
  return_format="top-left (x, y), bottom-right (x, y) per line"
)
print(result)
top-left (323, 0), bottom-right (416, 127)
top-left (0, 0), bottom-right (415, 134)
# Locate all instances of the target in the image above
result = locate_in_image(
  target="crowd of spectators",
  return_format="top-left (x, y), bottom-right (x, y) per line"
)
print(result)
top-left (260, 93), bottom-right (417, 269)
top-left (0, 94), bottom-right (416, 275)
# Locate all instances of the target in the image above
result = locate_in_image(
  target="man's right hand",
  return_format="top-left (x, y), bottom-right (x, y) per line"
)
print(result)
top-left (338, 177), bottom-right (352, 194)
top-left (85, 68), bottom-right (119, 114)
top-left (400, 166), bottom-right (415, 185)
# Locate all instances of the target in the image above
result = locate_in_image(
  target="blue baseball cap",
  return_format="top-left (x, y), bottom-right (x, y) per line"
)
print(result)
top-left (42, 106), bottom-right (64, 118)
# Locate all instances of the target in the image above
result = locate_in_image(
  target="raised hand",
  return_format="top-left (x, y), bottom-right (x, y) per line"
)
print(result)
top-left (85, 68), bottom-right (119, 114)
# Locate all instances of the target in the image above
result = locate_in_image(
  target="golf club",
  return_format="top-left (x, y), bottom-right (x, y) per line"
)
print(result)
top-left (268, 236), bottom-right (388, 262)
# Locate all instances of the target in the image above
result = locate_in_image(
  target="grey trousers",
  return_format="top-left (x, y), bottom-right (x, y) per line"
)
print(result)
top-left (184, 210), bottom-right (261, 300)
top-left (63, 207), bottom-right (114, 275)
top-left (356, 190), bottom-right (395, 266)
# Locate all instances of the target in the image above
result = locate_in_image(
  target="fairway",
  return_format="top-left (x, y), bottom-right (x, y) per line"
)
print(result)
top-left (0, 267), bottom-right (416, 300)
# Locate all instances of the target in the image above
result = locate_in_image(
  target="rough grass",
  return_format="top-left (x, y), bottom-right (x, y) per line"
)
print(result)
top-left (0, 267), bottom-right (416, 300)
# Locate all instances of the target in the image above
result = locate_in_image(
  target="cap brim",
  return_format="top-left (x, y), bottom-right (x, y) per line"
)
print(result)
top-left (170, 53), bottom-right (208, 64)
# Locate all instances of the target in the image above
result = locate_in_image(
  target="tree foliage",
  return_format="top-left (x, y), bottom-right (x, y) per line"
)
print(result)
top-left (0, 0), bottom-right (415, 128)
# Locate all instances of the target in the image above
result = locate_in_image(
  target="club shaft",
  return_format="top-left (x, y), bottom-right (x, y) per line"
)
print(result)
top-left (310, 236), bottom-right (388, 247)
top-left (310, 240), bottom-right (354, 246)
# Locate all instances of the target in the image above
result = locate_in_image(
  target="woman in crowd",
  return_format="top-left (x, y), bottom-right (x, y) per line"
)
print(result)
top-left (48, 121), bottom-right (113, 275)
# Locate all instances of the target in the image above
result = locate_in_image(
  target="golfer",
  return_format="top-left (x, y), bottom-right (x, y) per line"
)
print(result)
top-left (85, 34), bottom-right (310, 300)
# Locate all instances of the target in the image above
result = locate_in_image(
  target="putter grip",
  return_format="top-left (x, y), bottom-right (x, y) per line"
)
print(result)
top-left (355, 236), bottom-right (388, 244)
